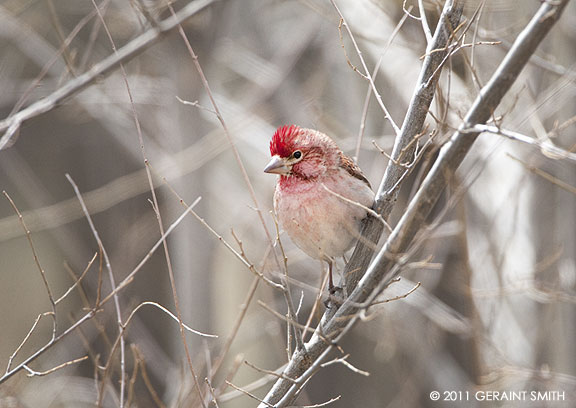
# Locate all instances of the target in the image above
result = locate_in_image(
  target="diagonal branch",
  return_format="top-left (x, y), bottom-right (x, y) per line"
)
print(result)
top-left (0, 0), bottom-right (218, 150)
top-left (345, 0), bottom-right (464, 292)
top-left (259, 0), bottom-right (570, 406)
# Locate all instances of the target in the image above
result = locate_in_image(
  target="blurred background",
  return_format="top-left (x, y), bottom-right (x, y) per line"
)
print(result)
top-left (0, 0), bottom-right (575, 406)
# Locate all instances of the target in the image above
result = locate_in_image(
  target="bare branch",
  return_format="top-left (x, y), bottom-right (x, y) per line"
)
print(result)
top-left (132, 346), bottom-right (167, 408)
top-left (0, 0), bottom-right (218, 150)
top-left (463, 124), bottom-right (576, 162)
top-left (355, 7), bottom-right (411, 160)
top-left (208, 276), bottom-right (260, 382)
top-left (259, 0), bottom-right (570, 405)
top-left (344, 0), bottom-right (464, 292)
top-left (0, 200), bottom-right (197, 385)
top-left (225, 380), bottom-right (273, 407)
top-left (320, 354), bottom-right (370, 376)
top-left (55, 252), bottom-right (98, 305)
top-left (296, 396), bottom-right (342, 407)
top-left (23, 355), bottom-right (89, 377)
top-left (124, 301), bottom-right (218, 338)
top-left (166, 3), bottom-right (284, 276)
top-left (508, 154), bottom-right (576, 195)
top-left (205, 378), bottom-right (221, 408)
top-left (5, 312), bottom-right (50, 373)
top-left (417, 0), bottom-right (433, 44)
top-left (66, 168), bottom-right (127, 406)
top-left (3, 191), bottom-right (57, 338)
top-left (244, 361), bottom-right (298, 383)
top-left (331, 0), bottom-right (401, 135)
top-left (320, 183), bottom-right (392, 233)
top-left (371, 281), bottom-right (421, 305)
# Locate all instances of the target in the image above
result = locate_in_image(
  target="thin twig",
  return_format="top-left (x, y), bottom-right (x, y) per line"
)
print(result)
top-left (205, 378), bottom-right (221, 408)
top-left (297, 396), bottom-right (342, 408)
top-left (508, 154), bottom-right (576, 195)
top-left (3, 191), bottom-right (57, 339)
top-left (133, 346), bottom-right (167, 408)
top-left (320, 354), bottom-right (370, 376)
top-left (125, 346), bottom-right (140, 408)
top-left (218, 361), bottom-right (288, 403)
top-left (0, 0), bottom-right (218, 150)
top-left (5, 312), bottom-right (50, 373)
top-left (331, 0), bottom-right (401, 135)
top-left (93, 0), bottom-right (207, 401)
top-left (165, 3), bottom-right (283, 274)
top-left (0, 200), bottom-right (197, 385)
top-left (146, 195), bottom-right (207, 406)
top-left (23, 355), bottom-right (89, 377)
top-left (371, 281), bottom-right (421, 305)
top-left (244, 361), bottom-right (298, 383)
top-left (301, 267), bottom-right (328, 343)
top-left (208, 276), bottom-right (259, 380)
top-left (355, 6), bottom-right (412, 160)
top-left (258, 301), bottom-right (340, 349)
top-left (9, 4), bottom-right (102, 116)
top-left (225, 381), bottom-right (273, 407)
top-left (320, 184), bottom-right (392, 233)
top-left (55, 252), bottom-right (98, 305)
top-left (124, 301), bottom-right (218, 338)
top-left (176, 96), bottom-right (217, 115)
top-left (463, 124), bottom-right (576, 162)
top-left (170, 195), bottom-right (283, 290)
top-left (418, 0), bottom-right (433, 44)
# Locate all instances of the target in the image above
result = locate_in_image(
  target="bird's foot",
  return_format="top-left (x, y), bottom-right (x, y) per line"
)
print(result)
top-left (324, 286), bottom-right (344, 308)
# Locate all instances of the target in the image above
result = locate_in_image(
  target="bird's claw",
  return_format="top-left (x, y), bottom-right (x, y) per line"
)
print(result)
top-left (324, 286), bottom-right (343, 308)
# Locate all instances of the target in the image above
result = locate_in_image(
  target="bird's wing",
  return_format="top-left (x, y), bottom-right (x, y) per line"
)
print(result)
top-left (339, 152), bottom-right (371, 189)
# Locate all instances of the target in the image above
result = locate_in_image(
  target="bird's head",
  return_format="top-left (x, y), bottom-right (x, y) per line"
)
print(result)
top-left (264, 125), bottom-right (340, 180)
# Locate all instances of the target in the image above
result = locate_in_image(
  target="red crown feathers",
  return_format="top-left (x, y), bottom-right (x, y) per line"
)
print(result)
top-left (270, 125), bottom-right (300, 157)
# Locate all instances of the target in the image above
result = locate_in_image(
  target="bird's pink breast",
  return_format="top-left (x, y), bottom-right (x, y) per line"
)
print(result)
top-left (274, 169), bottom-right (374, 261)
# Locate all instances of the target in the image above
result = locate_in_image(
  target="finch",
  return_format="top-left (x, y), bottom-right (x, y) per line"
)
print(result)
top-left (264, 125), bottom-right (374, 292)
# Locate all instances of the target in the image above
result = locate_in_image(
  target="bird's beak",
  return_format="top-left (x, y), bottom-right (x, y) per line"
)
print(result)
top-left (264, 155), bottom-right (290, 175)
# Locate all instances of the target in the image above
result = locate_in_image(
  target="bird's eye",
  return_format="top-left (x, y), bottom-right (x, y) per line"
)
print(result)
top-left (293, 150), bottom-right (302, 160)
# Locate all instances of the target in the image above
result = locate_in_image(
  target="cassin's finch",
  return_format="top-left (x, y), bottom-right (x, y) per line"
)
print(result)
top-left (264, 125), bottom-right (374, 292)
